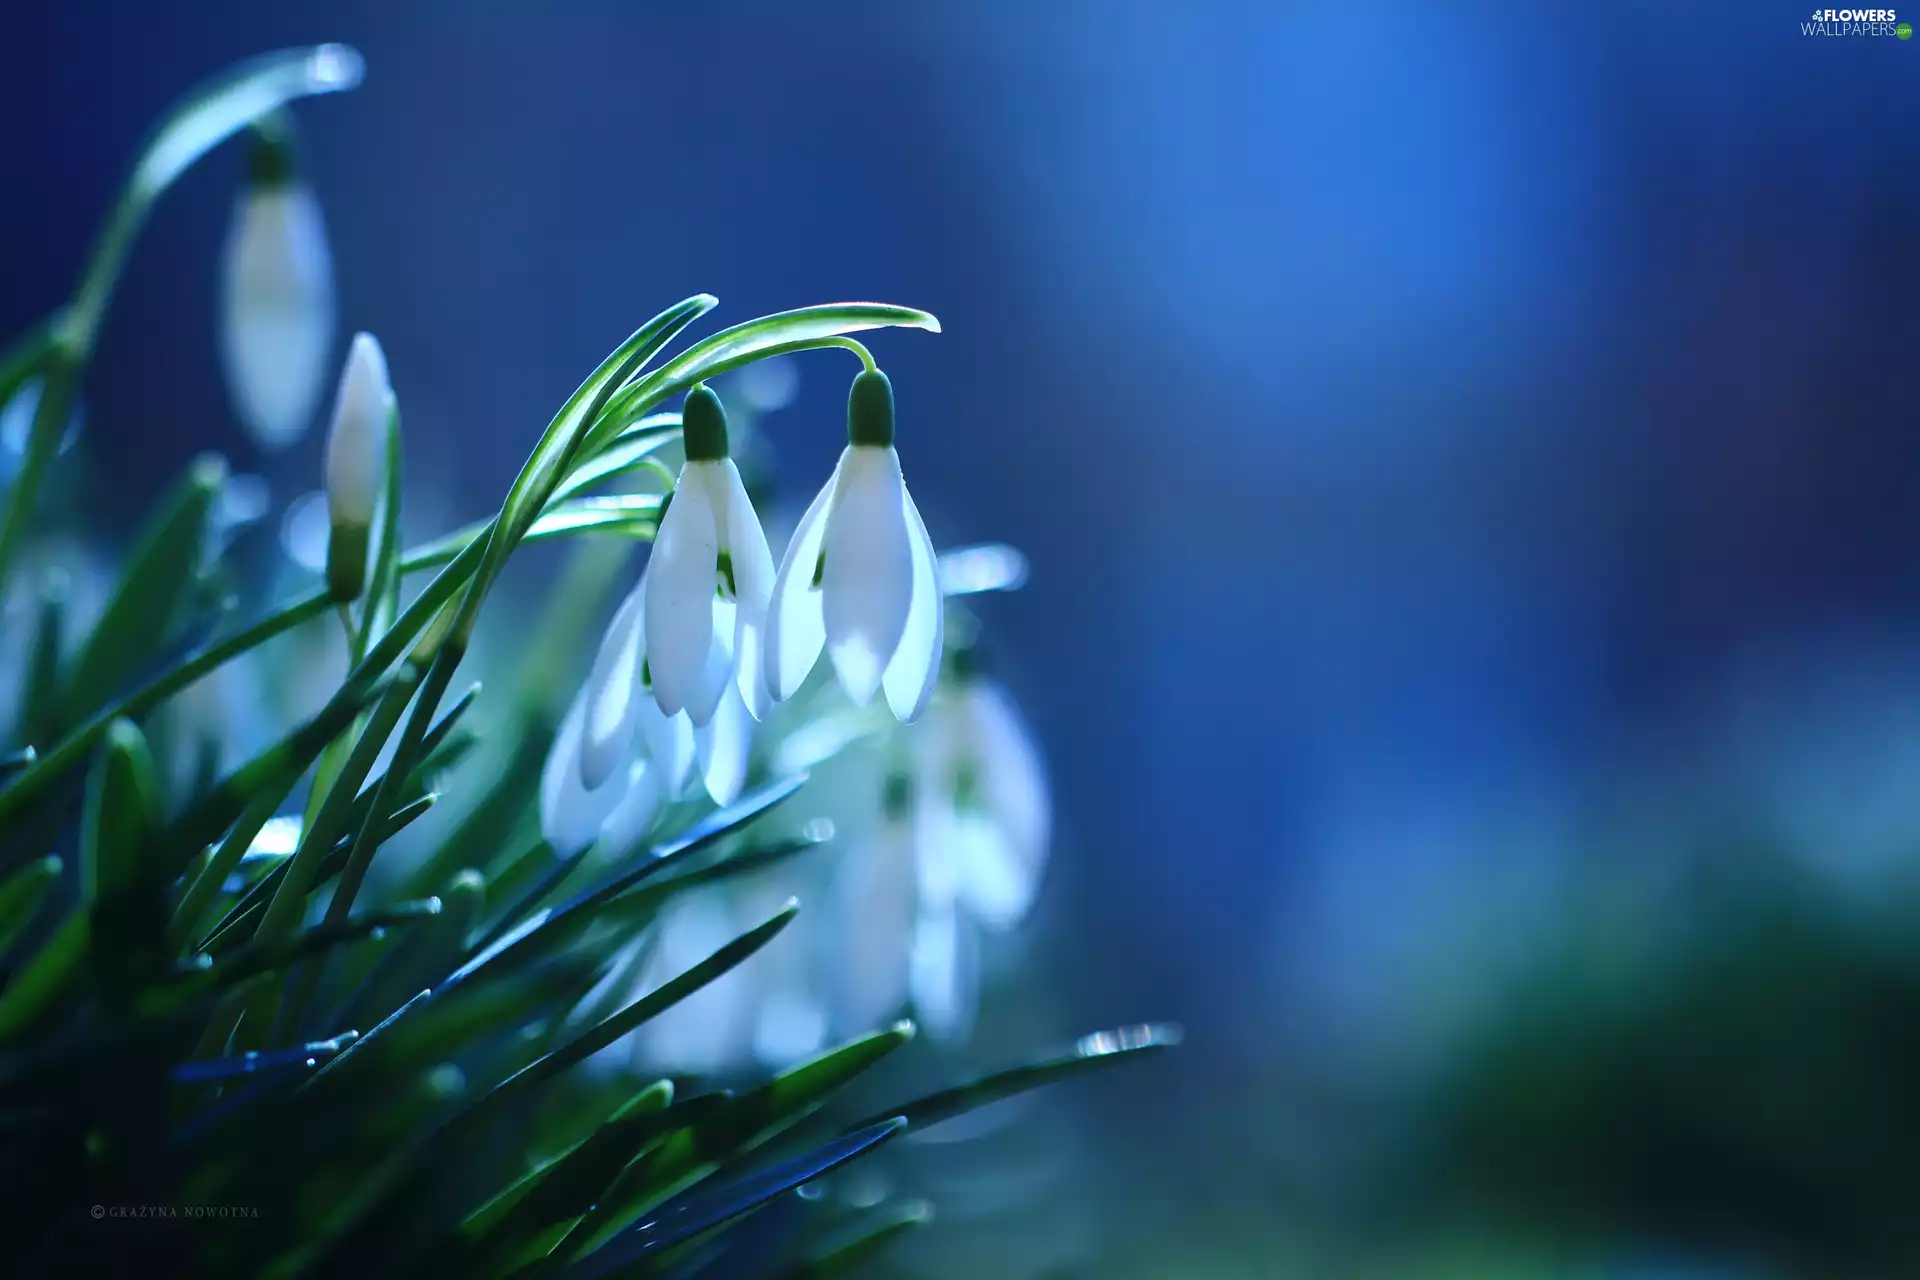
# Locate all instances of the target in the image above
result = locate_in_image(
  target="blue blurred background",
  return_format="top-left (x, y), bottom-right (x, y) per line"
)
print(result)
top-left (7, 2), bottom-right (1920, 1273)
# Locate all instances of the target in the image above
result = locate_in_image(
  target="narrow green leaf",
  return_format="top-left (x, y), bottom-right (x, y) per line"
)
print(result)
top-left (590, 302), bottom-right (940, 447)
top-left (194, 793), bottom-right (437, 955)
top-left (0, 855), bottom-right (60, 957)
top-left (255, 667), bottom-right (421, 942)
top-left (0, 587), bottom-right (334, 828)
top-left (464, 1079), bottom-right (677, 1268)
top-left (0, 315), bottom-right (60, 425)
top-left (81, 719), bottom-right (157, 904)
top-left (461, 295), bottom-right (716, 648)
top-left (471, 901), bottom-right (797, 1130)
top-left (782, 1201), bottom-right (934, 1278)
top-left (395, 496), bottom-right (662, 575)
top-left (201, 898), bottom-right (442, 987)
top-left (550, 416), bottom-right (679, 505)
top-left (844, 1022), bottom-right (1184, 1136)
top-left (59, 455), bottom-right (224, 728)
top-left (581, 1120), bottom-right (907, 1277)
top-left (0, 912), bottom-right (88, 1042)
top-left (566, 1023), bottom-right (915, 1258)
top-left (163, 667), bottom-right (400, 869)
top-left (16, 567), bottom-right (67, 749)
top-left (358, 394), bottom-right (406, 662)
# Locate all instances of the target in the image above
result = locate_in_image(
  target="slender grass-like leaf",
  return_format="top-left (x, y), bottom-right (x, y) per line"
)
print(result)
top-left (195, 793), bottom-right (436, 955)
top-left (443, 775), bottom-right (809, 992)
top-left (845, 1022), bottom-right (1184, 1137)
top-left (0, 315), bottom-right (60, 425)
top-left (779, 1201), bottom-right (933, 1278)
top-left (549, 417), bottom-right (680, 504)
top-left (571, 1119), bottom-right (906, 1279)
top-left (59, 455), bottom-right (224, 729)
top-left (564, 1024), bottom-right (915, 1258)
top-left (396, 496), bottom-right (663, 575)
top-left (588, 303), bottom-right (940, 450)
top-left (0, 912), bottom-right (88, 1042)
top-left (468, 902), bottom-right (797, 1134)
top-left (201, 898), bottom-right (442, 987)
top-left (163, 669), bottom-right (401, 871)
top-left (255, 667), bottom-right (421, 941)
top-left (461, 296), bottom-right (715, 647)
top-left (170, 1030), bottom-right (359, 1085)
top-left (464, 1079), bottom-right (678, 1264)
top-left (0, 855), bottom-right (60, 958)
top-left (357, 395), bottom-right (406, 663)
top-left (79, 720), bottom-right (162, 1010)
top-left (0, 588), bottom-right (334, 826)
top-left (17, 568), bottom-right (66, 748)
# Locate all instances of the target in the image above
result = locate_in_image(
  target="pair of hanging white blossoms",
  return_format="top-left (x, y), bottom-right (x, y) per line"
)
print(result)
top-left (314, 331), bottom-right (944, 861)
top-left (318, 336), bottom-right (941, 855)
top-left (539, 368), bottom-right (945, 855)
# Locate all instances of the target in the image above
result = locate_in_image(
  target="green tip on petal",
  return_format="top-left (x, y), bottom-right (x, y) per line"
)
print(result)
top-left (245, 113), bottom-right (299, 190)
top-left (681, 384), bottom-right (730, 461)
top-left (847, 368), bottom-right (895, 448)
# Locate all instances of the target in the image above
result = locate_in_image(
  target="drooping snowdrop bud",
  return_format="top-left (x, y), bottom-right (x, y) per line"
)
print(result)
top-left (322, 332), bottom-right (391, 602)
top-left (644, 385), bottom-right (776, 727)
top-left (765, 369), bottom-right (943, 721)
top-left (914, 644), bottom-right (1052, 930)
top-left (220, 120), bottom-right (336, 451)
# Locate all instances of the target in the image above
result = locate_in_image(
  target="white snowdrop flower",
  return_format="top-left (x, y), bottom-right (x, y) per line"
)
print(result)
top-left (908, 896), bottom-right (978, 1045)
top-left (321, 332), bottom-right (392, 601)
top-left (913, 651), bottom-right (1052, 931)
top-left (220, 123), bottom-right (335, 451)
top-left (539, 686), bottom-right (657, 857)
top-left (644, 385), bottom-right (776, 728)
top-left (579, 567), bottom-right (747, 807)
top-left (765, 369), bottom-right (942, 722)
top-left (694, 679), bottom-right (754, 807)
top-left (827, 772), bottom-right (920, 1040)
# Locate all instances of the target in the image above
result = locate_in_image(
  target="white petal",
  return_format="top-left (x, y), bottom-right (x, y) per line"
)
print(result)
top-left (637, 695), bottom-right (699, 799)
top-left (693, 681), bottom-right (753, 806)
top-left (829, 819), bottom-right (916, 1039)
top-left (579, 576), bottom-right (648, 790)
top-left (220, 185), bottom-right (335, 451)
top-left (643, 466), bottom-right (721, 719)
top-left (968, 681), bottom-right (1051, 924)
top-left (909, 900), bottom-right (977, 1045)
top-left (717, 461), bottom-right (777, 721)
top-left (881, 485), bottom-right (944, 723)
top-left (682, 598), bottom-right (736, 728)
top-left (764, 458), bottom-right (842, 701)
top-left (949, 813), bottom-right (1033, 930)
top-left (596, 757), bottom-right (664, 856)
top-left (539, 691), bottom-right (632, 856)
top-left (323, 333), bottom-right (391, 530)
top-left (822, 448), bottom-right (913, 707)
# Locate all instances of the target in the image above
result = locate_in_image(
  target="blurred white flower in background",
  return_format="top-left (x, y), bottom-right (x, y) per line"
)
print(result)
top-left (219, 121), bottom-right (335, 451)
